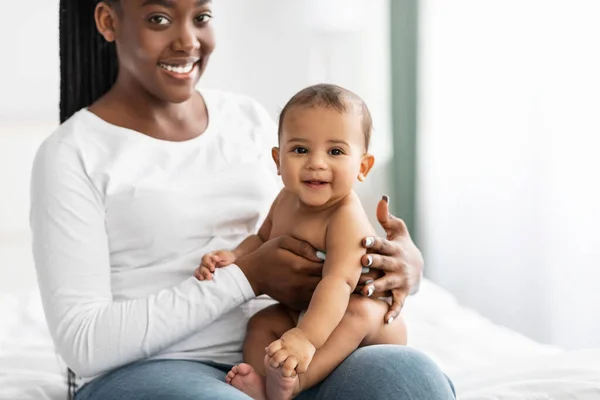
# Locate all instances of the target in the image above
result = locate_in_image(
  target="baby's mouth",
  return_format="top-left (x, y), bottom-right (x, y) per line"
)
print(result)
top-left (303, 180), bottom-right (329, 189)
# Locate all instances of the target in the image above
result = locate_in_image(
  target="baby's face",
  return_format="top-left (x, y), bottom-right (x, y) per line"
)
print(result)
top-left (274, 106), bottom-right (371, 208)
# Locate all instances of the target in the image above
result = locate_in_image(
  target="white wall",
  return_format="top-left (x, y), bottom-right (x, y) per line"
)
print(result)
top-left (418, 0), bottom-right (600, 349)
top-left (0, 0), bottom-right (393, 293)
top-left (204, 0), bottom-right (393, 162)
top-left (0, 2), bottom-right (59, 123)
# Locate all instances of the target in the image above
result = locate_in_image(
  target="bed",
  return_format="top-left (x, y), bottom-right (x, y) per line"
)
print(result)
top-left (2, 274), bottom-right (599, 400)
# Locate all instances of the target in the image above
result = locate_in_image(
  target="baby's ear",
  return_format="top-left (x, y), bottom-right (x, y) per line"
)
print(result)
top-left (357, 153), bottom-right (375, 182)
top-left (271, 147), bottom-right (281, 175)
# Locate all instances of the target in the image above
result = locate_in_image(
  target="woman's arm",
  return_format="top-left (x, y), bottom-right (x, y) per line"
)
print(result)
top-left (30, 140), bottom-right (255, 378)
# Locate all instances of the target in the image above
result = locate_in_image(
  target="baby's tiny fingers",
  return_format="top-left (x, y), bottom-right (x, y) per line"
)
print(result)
top-left (282, 356), bottom-right (298, 377)
top-left (271, 349), bottom-right (289, 367)
top-left (296, 358), bottom-right (310, 375)
top-left (194, 268), bottom-right (203, 280)
top-left (266, 339), bottom-right (283, 356)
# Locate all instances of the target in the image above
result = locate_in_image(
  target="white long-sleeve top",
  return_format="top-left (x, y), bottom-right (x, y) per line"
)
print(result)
top-left (30, 90), bottom-right (281, 387)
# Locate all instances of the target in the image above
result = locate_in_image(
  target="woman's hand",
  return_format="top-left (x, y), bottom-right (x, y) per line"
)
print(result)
top-left (236, 236), bottom-right (324, 311)
top-left (357, 196), bottom-right (424, 324)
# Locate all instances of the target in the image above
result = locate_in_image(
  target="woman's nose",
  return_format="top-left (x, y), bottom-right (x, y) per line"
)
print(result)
top-left (173, 22), bottom-right (200, 53)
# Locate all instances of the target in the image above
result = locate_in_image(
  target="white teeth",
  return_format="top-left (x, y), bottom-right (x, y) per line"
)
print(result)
top-left (159, 62), bottom-right (195, 74)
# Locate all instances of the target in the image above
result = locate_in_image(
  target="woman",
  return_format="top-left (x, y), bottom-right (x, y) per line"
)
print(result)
top-left (30, 0), bottom-right (456, 399)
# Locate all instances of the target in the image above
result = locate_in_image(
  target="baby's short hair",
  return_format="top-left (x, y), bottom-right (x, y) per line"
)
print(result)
top-left (277, 84), bottom-right (373, 151)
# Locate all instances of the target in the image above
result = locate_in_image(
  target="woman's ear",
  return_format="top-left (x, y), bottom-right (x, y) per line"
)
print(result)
top-left (357, 153), bottom-right (375, 182)
top-left (95, 2), bottom-right (119, 43)
top-left (271, 147), bottom-right (281, 175)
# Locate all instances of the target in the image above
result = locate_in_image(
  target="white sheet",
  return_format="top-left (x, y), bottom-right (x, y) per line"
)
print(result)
top-left (0, 290), bottom-right (66, 400)
top-left (2, 280), bottom-right (599, 400)
top-left (402, 281), bottom-right (600, 399)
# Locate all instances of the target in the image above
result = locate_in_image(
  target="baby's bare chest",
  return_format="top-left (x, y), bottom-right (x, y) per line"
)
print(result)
top-left (269, 209), bottom-right (329, 251)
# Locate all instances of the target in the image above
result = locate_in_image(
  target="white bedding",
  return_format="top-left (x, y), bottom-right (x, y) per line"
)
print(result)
top-left (1, 280), bottom-right (599, 400)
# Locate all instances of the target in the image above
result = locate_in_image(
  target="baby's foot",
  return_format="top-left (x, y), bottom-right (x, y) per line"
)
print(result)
top-left (227, 363), bottom-right (267, 400)
top-left (265, 357), bottom-right (300, 400)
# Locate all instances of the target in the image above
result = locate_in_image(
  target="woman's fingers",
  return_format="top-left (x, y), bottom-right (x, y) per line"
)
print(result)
top-left (278, 236), bottom-right (323, 263)
top-left (375, 196), bottom-right (408, 240)
top-left (365, 273), bottom-right (406, 294)
top-left (384, 288), bottom-right (407, 324)
top-left (362, 236), bottom-right (399, 257)
top-left (361, 252), bottom-right (403, 273)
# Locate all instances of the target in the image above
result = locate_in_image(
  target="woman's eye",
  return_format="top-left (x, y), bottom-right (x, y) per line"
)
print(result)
top-left (148, 15), bottom-right (170, 25)
top-left (293, 147), bottom-right (308, 154)
top-left (329, 148), bottom-right (344, 156)
top-left (195, 14), bottom-right (213, 24)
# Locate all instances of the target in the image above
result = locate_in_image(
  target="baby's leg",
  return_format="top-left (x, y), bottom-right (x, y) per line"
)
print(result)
top-left (227, 304), bottom-right (298, 400)
top-left (243, 304), bottom-right (297, 376)
top-left (297, 294), bottom-right (406, 394)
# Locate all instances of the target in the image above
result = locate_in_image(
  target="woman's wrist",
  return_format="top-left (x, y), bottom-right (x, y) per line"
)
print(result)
top-left (236, 254), bottom-right (262, 296)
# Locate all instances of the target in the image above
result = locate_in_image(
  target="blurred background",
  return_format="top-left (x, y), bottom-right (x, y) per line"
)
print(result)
top-left (1, 0), bottom-right (599, 351)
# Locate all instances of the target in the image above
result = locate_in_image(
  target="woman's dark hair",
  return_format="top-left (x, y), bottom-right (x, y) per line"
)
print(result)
top-left (59, 0), bottom-right (120, 123)
top-left (59, 5), bottom-right (121, 396)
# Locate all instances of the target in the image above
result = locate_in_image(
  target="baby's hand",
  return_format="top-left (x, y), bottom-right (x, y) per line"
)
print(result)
top-left (194, 250), bottom-right (237, 281)
top-left (265, 328), bottom-right (316, 377)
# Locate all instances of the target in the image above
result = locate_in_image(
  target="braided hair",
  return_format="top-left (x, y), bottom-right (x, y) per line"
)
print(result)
top-left (59, 0), bottom-right (120, 123)
top-left (59, 4), bottom-right (121, 396)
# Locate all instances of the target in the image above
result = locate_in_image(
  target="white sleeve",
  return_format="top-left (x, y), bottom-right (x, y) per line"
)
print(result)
top-left (246, 96), bottom-right (283, 188)
top-left (30, 139), bottom-right (255, 378)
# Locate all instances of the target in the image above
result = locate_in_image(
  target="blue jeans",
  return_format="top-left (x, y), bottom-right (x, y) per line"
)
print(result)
top-left (75, 345), bottom-right (455, 400)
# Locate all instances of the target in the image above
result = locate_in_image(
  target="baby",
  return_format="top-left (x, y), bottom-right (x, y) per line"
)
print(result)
top-left (196, 84), bottom-right (407, 400)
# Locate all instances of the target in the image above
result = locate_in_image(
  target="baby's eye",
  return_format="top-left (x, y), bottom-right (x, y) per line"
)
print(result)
top-left (195, 13), bottom-right (212, 24)
top-left (329, 148), bottom-right (344, 156)
top-left (148, 15), bottom-right (170, 25)
top-left (292, 147), bottom-right (308, 154)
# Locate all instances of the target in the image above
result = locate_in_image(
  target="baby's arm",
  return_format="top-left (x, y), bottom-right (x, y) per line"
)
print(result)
top-left (195, 192), bottom-right (278, 280)
top-left (266, 199), bottom-right (373, 375)
top-left (232, 213), bottom-right (272, 259)
top-left (297, 201), bottom-right (373, 348)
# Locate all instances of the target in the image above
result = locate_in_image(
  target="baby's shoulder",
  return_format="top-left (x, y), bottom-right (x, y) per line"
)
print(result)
top-left (327, 192), bottom-right (372, 231)
top-left (334, 192), bottom-right (366, 215)
top-left (271, 188), bottom-right (297, 210)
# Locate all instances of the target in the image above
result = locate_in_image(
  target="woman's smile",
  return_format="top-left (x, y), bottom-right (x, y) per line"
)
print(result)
top-left (158, 58), bottom-right (201, 80)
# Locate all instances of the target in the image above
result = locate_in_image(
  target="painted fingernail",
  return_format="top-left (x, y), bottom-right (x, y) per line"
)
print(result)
top-left (367, 285), bottom-right (375, 297)
top-left (316, 251), bottom-right (326, 260)
top-left (361, 267), bottom-right (371, 273)
top-left (365, 255), bottom-right (373, 267)
top-left (387, 316), bottom-right (394, 325)
top-left (382, 195), bottom-right (389, 203)
top-left (364, 237), bottom-right (375, 248)
top-left (365, 279), bottom-right (374, 285)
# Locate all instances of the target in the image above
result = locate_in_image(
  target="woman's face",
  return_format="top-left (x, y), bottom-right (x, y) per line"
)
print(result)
top-left (100, 0), bottom-right (216, 103)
